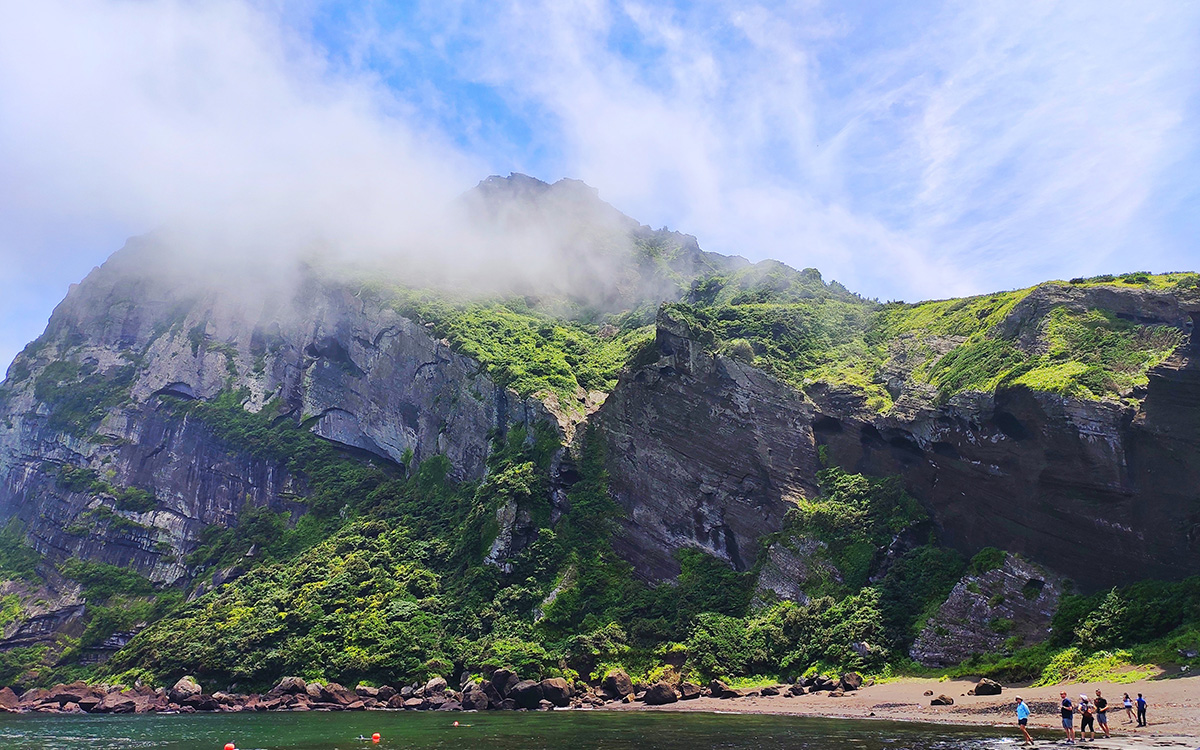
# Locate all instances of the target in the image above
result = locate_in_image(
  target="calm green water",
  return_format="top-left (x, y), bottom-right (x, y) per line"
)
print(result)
top-left (0, 710), bottom-right (1021, 750)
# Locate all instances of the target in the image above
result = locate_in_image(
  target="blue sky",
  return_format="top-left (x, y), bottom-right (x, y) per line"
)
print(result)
top-left (1, 0), bottom-right (1199, 373)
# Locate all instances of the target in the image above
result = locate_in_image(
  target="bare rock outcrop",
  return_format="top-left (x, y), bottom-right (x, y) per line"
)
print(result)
top-left (910, 554), bottom-right (1063, 667)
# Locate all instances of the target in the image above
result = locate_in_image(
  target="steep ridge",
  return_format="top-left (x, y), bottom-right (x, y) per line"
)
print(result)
top-left (0, 238), bottom-right (557, 584)
top-left (0, 174), bottom-right (1197, 690)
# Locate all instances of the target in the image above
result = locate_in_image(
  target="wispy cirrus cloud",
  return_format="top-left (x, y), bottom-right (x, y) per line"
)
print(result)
top-left (1, 0), bottom-right (1198, 371)
top-left (366, 0), bottom-right (1198, 299)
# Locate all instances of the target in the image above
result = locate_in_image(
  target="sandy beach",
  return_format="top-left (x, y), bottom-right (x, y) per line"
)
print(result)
top-left (604, 674), bottom-right (1200, 746)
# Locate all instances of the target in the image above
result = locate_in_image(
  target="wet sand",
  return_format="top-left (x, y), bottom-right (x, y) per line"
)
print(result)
top-left (603, 674), bottom-right (1200, 745)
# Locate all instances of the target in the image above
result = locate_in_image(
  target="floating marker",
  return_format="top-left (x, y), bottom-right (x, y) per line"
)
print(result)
top-left (453, 721), bottom-right (460, 727)
top-left (372, 732), bottom-right (381, 743)
top-left (224, 744), bottom-right (236, 750)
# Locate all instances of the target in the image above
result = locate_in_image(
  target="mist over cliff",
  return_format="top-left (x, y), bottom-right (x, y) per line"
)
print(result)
top-left (0, 174), bottom-right (1197, 700)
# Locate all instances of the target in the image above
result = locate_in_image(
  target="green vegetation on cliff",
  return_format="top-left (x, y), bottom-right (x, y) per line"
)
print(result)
top-left (90, 393), bottom-right (962, 690)
top-left (2, 253), bottom-right (1196, 694)
top-left (380, 287), bottom-right (654, 405)
top-left (942, 575), bottom-right (1200, 684)
top-left (661, 273), bottom-right (1188, 410)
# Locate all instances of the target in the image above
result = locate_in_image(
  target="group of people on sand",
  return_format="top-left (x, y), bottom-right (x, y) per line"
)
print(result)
top-left (1013, 690), bottom-right (1148, 745)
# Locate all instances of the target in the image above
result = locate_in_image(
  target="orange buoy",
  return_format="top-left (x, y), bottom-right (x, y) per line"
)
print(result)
top-left (453, 721), bottom-right (460, 727)
top-left (225, 744), bottom-right (236, 750)
top-left (372, 732), bottom-right (381, 743)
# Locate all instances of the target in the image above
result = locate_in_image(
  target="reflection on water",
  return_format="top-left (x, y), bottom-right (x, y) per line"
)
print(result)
top-left (0, 709), bottom-right (1021, 750)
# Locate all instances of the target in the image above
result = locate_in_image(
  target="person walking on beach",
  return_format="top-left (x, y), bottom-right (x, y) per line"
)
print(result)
top-left (1060, 691), bottom-right (1077, 744)
top-left (1015, 696), bottom-right (1034, 745)
top-left (1123, 693), bottom-right (1133, 724)
top-left (1078, 695), bottom-right (1095, 742)
top-left (1135, 693), bottom-right (1147, 727)
top-left (1094, 690), bottom-right (1110, 738)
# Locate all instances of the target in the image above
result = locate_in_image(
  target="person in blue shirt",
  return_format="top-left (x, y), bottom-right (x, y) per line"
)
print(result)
top-left (1015, 696), bottom-right (1033, 745)
top-left (1136, 693), bottom-right (1147, 726)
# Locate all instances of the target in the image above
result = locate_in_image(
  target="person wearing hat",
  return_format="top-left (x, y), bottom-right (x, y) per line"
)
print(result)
top-left (1078, 694), bottom-right (1095, 741)
top-left (1015, 695), bottom-right (1033, 745)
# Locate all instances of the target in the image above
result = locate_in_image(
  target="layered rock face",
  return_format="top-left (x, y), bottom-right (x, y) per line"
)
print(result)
top-left (0, 237), bottom-right (556, 583)
top-left (811, 354), bottom-right (1200, 588)
top-left (598, 308), bottom-right (822, 579)
top-left (910, 555), bottom-right (1063, 667)
top-left (597, 289), bottom-right (1200, 590)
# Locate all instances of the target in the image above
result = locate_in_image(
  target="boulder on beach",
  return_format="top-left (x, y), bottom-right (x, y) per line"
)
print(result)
top-left (169, 677), bottom-right (202, 704)
top-left (356, 684), bottom-right (379, 699)
top-left (974, 678), bottom-right (1002, 696)
top-left (463, 690), bottom-right (489, 711)
top-left (930, 694), bottom-right (954, 706)
top-left (540, 678), bottom-right (572, 707)
top-left (271, 676), bottom-right (307, 695)
top-left (49, 681), bottom-right (98, 705)
top-left (99, 692), bottom-right (138, 713)
top-left (708, 679), bottom-right (739, 699)
top-left (491, 669), bottom-right (520, 697)
top-left (679, 682), bottom-right (702, 700)
top-left (481, 680), bottom-right (504, 707)
top-left (840, 672), bottom-right (863, 691)
top-left (510, 680), bottom-right (544, 710)
top-left (643, 682), bottom-right (678, 705)
top-left (602, 669), bottom-right (634, 699)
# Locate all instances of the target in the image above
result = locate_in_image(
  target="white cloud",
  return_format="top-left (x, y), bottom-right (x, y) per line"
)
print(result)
top-left (414, 0), bottom-right (1199, 297)
top-left (2, 0), bottom-right (1198, 371)
top-left (0, 0), bottom-right (481, 273)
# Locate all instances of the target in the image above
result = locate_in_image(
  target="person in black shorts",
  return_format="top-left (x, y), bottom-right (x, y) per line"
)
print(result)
top-left (1094, 690), bottom-right (1110, 738)
top-left (1015, 696), bottom-right (1033, 745)
top-left (1078, 694), bottom-right (1095, 741)
top-left (1060, 691), bottom-right (1076, 744)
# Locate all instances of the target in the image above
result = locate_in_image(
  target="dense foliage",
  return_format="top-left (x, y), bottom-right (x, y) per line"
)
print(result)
top-left (944, 576), bottom-right (1200, 684)
top-left (86, 393), bottom-right (973, 690)
top-left (379, 287), bottom-right (654, 405)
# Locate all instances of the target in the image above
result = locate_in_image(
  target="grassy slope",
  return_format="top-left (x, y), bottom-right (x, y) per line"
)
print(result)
top-left (676, 272), bottom-right (1194, 411)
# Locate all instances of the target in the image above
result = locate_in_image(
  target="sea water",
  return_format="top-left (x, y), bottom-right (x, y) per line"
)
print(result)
top-left (0, 710), bottom-right (1022, 750)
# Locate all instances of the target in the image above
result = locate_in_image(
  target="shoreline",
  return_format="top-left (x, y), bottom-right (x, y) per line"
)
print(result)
top-left (3, 673), bottom-right (1196, 747)
top-left (599, 674), bottom-right (1200, 745)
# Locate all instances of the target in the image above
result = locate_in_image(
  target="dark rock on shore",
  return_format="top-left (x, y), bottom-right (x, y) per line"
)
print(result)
top-left (271, 676), bottom-right (307, 695)
top-left (540, 677), bottom-right (572, 707)
top-left (602, 670), bottom-right (634, 699)
top-left (168, 677), bottom-right (201, 704)
top-left (491, 669), bottom-right (520, 698)
top-left (708, 679), bottom-right (741, 699)
top-left (510, 680), bottom-right (544, 710)
top-left (643, 682), bottom-right (678, 705)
